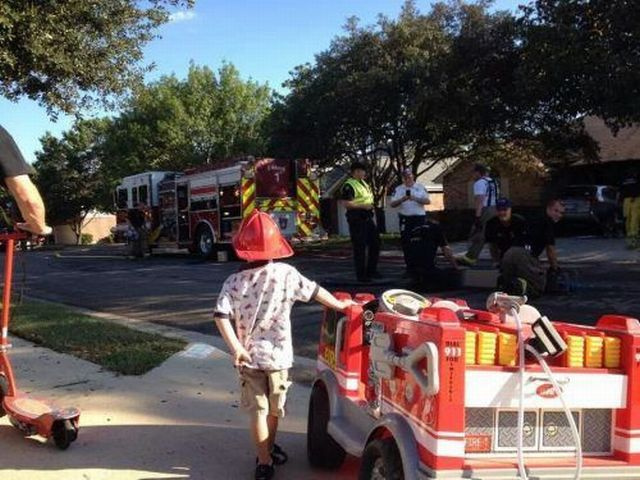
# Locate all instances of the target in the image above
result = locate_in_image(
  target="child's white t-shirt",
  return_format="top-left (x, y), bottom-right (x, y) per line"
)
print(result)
top-left (214, 261), bottom-right (318, 370)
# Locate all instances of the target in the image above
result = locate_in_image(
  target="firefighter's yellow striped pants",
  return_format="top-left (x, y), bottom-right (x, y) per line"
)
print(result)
top-left (623, 197), bottom-right (640, 244)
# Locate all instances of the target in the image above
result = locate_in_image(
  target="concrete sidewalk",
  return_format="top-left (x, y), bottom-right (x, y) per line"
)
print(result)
top-left (0, 336), bottom-right (359, 479)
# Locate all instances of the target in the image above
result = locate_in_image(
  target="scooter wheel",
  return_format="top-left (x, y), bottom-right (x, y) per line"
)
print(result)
top-left (52, 419), bottom-right (77, 450)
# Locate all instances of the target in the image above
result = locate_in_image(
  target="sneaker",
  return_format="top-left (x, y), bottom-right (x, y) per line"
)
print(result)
top-left (255, 463), bottom-right (275, 480)
top-left (270, 444), bottom-right (288, 465)
top-left (255, 444), bottom-right (288, 466)
top-left (456, 254), bottom-right (477, 266)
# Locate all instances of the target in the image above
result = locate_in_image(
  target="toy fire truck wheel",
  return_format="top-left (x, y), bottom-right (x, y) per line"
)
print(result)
top-left (359, 438), bottom-right (404, 480)
top-left (307, 384), bottom-right (346, 469)
top-left (195, 225), bottom-right (215, 259)
top-left (52, 419), bottom-right (77, 450)
top-left (0, 374), bottom-right (7, 417)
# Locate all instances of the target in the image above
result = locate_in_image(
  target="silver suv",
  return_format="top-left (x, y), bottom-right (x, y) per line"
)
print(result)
top-left (560, 184), bottom-right (621, 236)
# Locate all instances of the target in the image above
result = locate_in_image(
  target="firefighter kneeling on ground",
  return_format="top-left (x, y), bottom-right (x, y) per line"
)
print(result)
top-left (406, 219), bottom-right (459, 290)
top-left (498, 198), bottom-right (565, 298)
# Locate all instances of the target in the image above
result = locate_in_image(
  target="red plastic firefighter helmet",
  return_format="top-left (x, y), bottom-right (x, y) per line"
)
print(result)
top-left (232, 210), bottom-right (294, 261)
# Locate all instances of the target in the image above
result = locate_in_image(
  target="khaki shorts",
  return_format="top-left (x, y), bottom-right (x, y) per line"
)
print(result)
top-left (238, 367), bottom-right (291, 418)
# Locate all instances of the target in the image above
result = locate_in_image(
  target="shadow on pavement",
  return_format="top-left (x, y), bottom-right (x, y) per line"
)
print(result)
top-left (0, 423), bottom-right (359, 480)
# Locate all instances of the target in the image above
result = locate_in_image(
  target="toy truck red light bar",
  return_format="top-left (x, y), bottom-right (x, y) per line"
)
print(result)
top-left (309, 289), bottom-right (640, 479)
top-left (113, 158), bottom-right (320, 257)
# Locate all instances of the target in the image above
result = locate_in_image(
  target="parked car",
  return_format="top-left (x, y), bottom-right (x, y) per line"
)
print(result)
top-left (559, 184), bottom-right (622, 236)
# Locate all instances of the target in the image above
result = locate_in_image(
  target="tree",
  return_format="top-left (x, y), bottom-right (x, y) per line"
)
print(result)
top-left (34, 119), bottom-right (111, 243)
top-left (0, 0), bottom-right (193, 115)
top-left (268, 2), bottom-right (527, 203)
top-left (101, 63), bottom-right (272, 181)
top-left (519, 0), bottom-right (640, 130)
top-left (268, 0), bottom-right (600, 207)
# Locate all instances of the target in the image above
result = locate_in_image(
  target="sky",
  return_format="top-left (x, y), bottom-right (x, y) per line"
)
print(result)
top-left (0, 0), bottom-right (522, 164)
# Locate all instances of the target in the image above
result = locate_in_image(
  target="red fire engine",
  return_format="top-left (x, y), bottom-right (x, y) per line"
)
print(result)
top-left (309, 289), bottom-right (640, 480)
top-left (114, 158), bottom-right (320, 257)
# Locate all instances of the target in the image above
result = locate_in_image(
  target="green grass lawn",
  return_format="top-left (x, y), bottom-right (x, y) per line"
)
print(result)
top-left (10, 301), bottom-right (186, 375)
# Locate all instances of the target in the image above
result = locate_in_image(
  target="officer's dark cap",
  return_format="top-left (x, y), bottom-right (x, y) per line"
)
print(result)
top-left (350, 162), bottom-right (367, 172)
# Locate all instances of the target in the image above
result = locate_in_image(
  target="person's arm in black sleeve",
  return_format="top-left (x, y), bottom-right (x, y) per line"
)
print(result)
top-left (6, 176), bottom-right (49, 235)
top-left (484, 219), bottom-right (501, 263)
top-left (544, 221), bottom-right (559, 270)
top-left (0, 126), bottom-right (50, 235)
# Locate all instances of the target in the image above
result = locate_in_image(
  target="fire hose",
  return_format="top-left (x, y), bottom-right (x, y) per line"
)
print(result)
top-left (512, 305), bottom-right (583, 480)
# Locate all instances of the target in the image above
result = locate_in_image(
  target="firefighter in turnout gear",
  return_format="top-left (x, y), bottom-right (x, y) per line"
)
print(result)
top-left (622, 172), bottom-right (640, 249)
top-left (340, 162), bottom-right (381, 283)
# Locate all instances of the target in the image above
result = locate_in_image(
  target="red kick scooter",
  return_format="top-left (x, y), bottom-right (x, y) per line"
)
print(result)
top-left (0, 231), bottom-right (80, 449)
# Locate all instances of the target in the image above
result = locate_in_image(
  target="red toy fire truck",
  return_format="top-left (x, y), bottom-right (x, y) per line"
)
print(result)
top-left (113, 157), bottom-right (320, 257)
top-left (308, 289), bottom-right (640, 479)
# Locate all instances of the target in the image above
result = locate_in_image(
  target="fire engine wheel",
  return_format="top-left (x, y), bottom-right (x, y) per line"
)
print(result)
top-left (307, 384), bottom-right (346, 469)
top-left (195, 225), bottom-right (215, 259)
top-left (359, 438), bottom-right (404, 480)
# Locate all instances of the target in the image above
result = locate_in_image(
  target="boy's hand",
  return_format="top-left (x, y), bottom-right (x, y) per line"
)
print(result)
top-left (16, 222), bottom-right (53, 236)
top-left (338, 299), bottom-right (357, 312)
top-left (233, 347), bottom-right (252, 367)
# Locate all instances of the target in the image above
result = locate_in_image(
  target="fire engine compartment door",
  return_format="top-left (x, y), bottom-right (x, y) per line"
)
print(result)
top-left (465, 370), bottom-right (627, 409)
top-left (255, 158), bottom-right (295, 198)
top-left (176, 183), bottom-right (190, 242)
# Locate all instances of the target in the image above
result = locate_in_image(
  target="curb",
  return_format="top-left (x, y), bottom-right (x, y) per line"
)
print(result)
top-left (24, 295), bottom-right (318, 372)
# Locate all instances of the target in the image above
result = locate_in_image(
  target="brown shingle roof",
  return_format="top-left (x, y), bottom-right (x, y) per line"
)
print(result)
top-left (584, 116), bottom-right (640, 162)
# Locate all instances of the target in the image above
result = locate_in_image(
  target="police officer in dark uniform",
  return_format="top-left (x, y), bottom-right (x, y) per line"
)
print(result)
top-left (0, 125), bottom-right (51, 235)
top-left (341, 162), bottom-right (380, 282)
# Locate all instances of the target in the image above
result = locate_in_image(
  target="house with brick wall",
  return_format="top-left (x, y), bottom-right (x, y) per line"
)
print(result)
top-left (438, 116), bottom-right (640, 211)
top-left (436, 159), bottom-right (548, 210)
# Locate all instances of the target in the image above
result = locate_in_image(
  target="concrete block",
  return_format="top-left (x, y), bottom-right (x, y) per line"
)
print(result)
top-left (461, 268), bottom-right (499, 288)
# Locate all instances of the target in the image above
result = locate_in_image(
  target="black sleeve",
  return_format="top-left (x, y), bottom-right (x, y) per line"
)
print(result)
top-left (340, 184), bottom-right (355, 201)
top-left (484, 218), bottom-right (498, 243)
top-left (545, 220), bottom-right (556, 246)
top-left (436, 226), bottom-right (447, 248)
top-left (0, 126), bottom-right (35, 178)
top-left (514, 216), bottom-right (529, 246)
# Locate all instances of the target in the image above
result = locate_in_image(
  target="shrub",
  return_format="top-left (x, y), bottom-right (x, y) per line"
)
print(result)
top-left (80, 233), bottom-right (94, 245)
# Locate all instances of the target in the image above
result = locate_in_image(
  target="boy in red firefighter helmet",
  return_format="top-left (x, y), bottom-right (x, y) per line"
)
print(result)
top-left (213, 210), bottom-right (353, 480)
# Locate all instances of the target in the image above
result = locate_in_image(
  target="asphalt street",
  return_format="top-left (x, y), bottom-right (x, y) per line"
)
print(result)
top-left (8, 239), bottom-right (640, 360)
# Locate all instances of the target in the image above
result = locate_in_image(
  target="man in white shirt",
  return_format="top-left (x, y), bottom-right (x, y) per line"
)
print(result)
top-left (458, 163), bottom-right (499, 266)
top-left (390, 168), bottom-right (430, 275)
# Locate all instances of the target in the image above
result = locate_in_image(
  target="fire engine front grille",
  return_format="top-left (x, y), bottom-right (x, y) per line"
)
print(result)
top-left (541, 411), bottom-right (580, 449)
top-left (464, 408), bottom-right (612, 454)
top-left (497, 411), bottom-right (538, 449)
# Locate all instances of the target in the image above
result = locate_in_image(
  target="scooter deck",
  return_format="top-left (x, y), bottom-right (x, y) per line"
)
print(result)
top-left (4, 395), bottom-right (53, 417)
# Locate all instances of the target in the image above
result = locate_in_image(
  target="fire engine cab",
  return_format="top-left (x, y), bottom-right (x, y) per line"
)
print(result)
top-left (114, 158), bottom-right (320, 257)
top-left (309, 289), bottom-right (640, 480)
